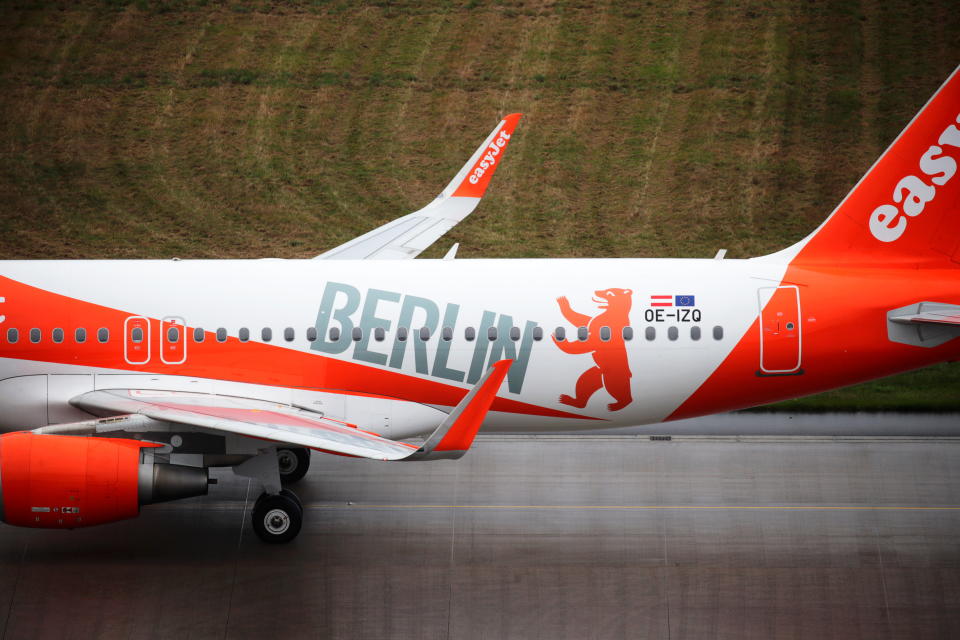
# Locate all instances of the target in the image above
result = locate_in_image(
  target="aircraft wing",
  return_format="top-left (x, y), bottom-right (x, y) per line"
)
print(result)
top-left (66, 361), bottom-right (512, 461)
top-left (315, 113), bottom-right (521, 260)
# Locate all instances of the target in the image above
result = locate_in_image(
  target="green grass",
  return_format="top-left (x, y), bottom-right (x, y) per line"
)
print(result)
top-left (0, 0), bottom-right (958, 410)
top-left (757, 364), bottom-right (960, 412)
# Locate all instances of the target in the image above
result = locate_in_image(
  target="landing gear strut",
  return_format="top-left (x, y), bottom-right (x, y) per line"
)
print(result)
top-left (234, 449), bottom-right (305, 543)
top-left (277, 447), bottom-right (310, 484)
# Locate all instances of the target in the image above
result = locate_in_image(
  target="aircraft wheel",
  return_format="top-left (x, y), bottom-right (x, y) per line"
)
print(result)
top-left (277, 447), bottom-right (310, 484)
top-left (255, 489), bottom-right (302, 512)
top-left (280, 488), bottom-right (302, 511)
top-left (252, 491), bottom-right (303, 544)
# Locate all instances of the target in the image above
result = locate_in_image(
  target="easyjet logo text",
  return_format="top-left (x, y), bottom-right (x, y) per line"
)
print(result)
top-left (869, 113), bottom-right (960, 242)
top-left (468, 127), bottom-right (511, 184)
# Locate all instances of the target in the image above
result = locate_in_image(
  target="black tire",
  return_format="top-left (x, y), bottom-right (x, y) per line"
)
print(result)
top-left (280, 488), bottom-right (302, 511)
top-left (251, 492), bottom-right (303, 544)
top-left (253, 488), bottom-right (301, 512)
top-left (277, 447), bottom-right (310, 484)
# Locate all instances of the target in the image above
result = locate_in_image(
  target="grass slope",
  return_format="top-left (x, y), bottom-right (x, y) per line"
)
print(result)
top-left (0, 0), bottom-right (958, 410)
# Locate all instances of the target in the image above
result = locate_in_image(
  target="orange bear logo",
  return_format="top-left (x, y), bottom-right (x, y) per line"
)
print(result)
top-left (554, 288), bottom-right (634, 412)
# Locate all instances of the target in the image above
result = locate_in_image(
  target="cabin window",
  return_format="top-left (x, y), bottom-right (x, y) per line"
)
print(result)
top-left (29, 328), bottom-right (41, 343)
top-left (261, 327), bottom-right (272, 342)
top-left (353, 327), bottom-right (363, 341)
top-left (194, 327), bottom-right (205, 343)
top-left (306, 327), bottom-right (317, 342)
top-left (397, 327), bottom-right (407, 342)
top-left (487, 327), bottom-right (498, 341)
top-left (600, 326), bottom-right (611, 341)
top-left (167, 327), bottom-right (180, 343)
top-left (691, 326), bottom-right (701, 341)
top-left (713, 326), bottom-right (723, 341)
top-left (533, 326), bottom-right (543, 341)
top-left (97, 328), bottom-right (109, 343)
top-left (239, 327), bottom-right (250, 342)
top-left (328, 327), bottom-right (340, 342)
top-left (284, 327), bottom-right (295, 342)
top-left (554, 327), bottom-right (566, 341)
top-left (6, 328), bottom-right (18, 344)
top-left (374, 327), bottom-right (385, 342)
top-left (622, 327), bottom-right (634, 341)
top-left (442, 327), bottom-right (453, 341)
top-left (509, 326), bottom-right (520, 341)
top-left (216, 328), bottom-right (228, 343)
top-left (668, 326), bottom-right (678, 341)
top-left (465, 327), bottom-right (476, 341)
top-left (52, 328), bottom-right (64, 343)
top-left (419, 327), bottom-right (430, 341)
top-left (75, 328), bottom-right (86, 343)
top-left (645, 327), bottom-right (656, 341)
top-left (131, 327), bottom-right (144, 343)
top-left (577, 326), bottom-right (588, 341)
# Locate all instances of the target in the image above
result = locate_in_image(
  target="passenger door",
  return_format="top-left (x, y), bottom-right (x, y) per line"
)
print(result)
top-left (757, 286), bottom-right (802, 375)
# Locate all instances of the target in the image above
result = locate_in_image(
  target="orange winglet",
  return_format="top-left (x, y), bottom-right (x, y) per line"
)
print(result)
top-left (407, 360), bottom-right (512, 460)
top-left (451, 114), bottom-right (522, 198)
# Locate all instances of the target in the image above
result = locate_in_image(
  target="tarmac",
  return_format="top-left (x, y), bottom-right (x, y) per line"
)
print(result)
top-left (2, 425), bottom-right (960, 639)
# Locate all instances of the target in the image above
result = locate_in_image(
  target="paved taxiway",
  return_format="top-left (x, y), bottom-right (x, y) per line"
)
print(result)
top-left (2, 426), bottom-right (960, 639)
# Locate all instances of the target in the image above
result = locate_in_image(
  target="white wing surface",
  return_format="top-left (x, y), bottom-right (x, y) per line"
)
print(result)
top-left (67, 361), bottom-right (512, 461)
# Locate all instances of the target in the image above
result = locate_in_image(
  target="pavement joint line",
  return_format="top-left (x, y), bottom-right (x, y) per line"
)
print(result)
top-left (305, 504), bottom-right (960, 511)
top-left (149, 503), bottom-right (960, 512)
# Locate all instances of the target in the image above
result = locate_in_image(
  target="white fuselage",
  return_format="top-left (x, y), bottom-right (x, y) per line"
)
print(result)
top-left (0, 257), bottom-right (788, 435)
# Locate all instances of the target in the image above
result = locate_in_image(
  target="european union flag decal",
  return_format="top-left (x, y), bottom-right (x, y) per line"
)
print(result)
top-left (675, 295), bottom-right (696, 307)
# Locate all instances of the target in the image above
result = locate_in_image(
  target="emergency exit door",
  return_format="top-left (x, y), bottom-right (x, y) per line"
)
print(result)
top-left (757, 286), bottom-right (802, 375)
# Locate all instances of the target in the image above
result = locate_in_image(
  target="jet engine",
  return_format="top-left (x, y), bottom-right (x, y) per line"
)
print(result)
top-left (0, 432), bottom-right (209, 529)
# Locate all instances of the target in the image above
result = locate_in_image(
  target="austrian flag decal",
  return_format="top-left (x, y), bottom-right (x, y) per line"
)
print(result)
top-left (649, 295), bottom-right (695, 307)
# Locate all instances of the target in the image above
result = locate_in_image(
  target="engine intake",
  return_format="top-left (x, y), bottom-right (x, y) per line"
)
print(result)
top-left (0, 432), bottom-right (208, 529)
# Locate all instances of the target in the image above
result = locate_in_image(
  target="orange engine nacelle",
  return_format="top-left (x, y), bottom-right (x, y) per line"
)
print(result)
top-left (0, 432), bottom-right (208, 529)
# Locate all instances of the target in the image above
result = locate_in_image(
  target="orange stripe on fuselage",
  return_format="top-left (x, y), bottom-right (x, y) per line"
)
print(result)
top-left (0, 276), bottom-right (596, 421)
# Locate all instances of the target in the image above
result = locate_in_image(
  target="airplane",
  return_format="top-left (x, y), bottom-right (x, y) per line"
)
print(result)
top-left (1, 67), bottom-right (958, 543)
